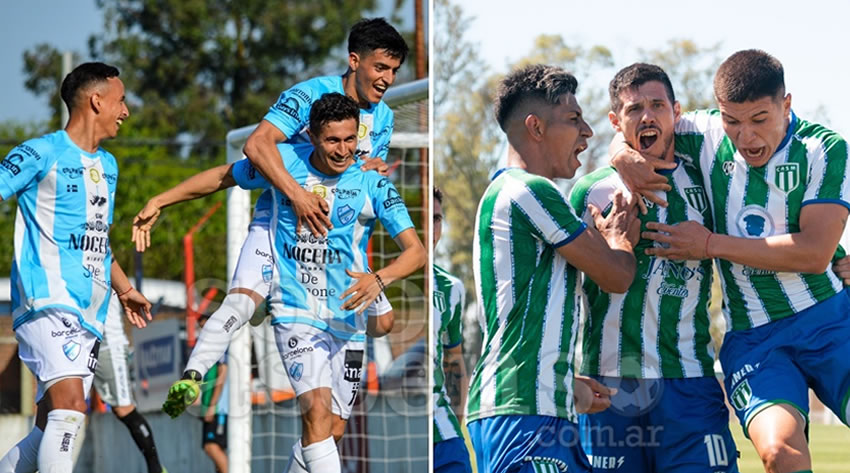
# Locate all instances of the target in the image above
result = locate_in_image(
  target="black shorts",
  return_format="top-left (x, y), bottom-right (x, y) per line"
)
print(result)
top-left (202, 414), bottom-right (227, 449)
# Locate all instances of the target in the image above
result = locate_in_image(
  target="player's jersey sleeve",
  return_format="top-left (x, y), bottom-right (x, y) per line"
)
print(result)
top-left (372, 176), bottom-right (414, 238)
top-left (442, 277), bottom-right (465, 348)
top-left (799, 126), bottom-right (850, 210)
top-left (674, 110), bottom-right (722, 173)
top-left (514, 173), bottom-right (586, 247)
top-left (568, 167), bottom-right (621, 219)
top-left (263, 78), bottom-right (326, 139)
top-left (372, 106), bottom-right (394, 160)
top-left (231, 158), bottom-right (270, 190)
top-left (0, 138), bottom-right (53, 200)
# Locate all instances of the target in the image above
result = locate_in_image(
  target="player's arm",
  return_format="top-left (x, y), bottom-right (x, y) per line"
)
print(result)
top-left (558, 191), bottom-right (639, 293)
top-left (342, 228), bottom-right (426, 314)
top-left (110, 258), bottom-right (152, 328)
top-left (205, 362), bottom-right (228, 422)
top-left (132, 163), bottom-right (236, 252)
top-left (643, 203), bottom-right (849, 273)
top-left (243, 120), bottom-right (331, 236)
top-left (443, 344), bottom-right (467, 424)
top-left (609, 132), bottom-right (676, 213)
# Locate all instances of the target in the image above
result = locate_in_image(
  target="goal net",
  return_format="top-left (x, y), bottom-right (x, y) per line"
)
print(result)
top-left (223, 78), bottom-right (429, 473)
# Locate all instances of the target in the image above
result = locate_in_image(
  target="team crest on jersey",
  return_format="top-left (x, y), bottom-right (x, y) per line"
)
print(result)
top-left (337, 204), bottom-right (355, 225)
top-left (358, 123), bottom-right (368, 140)
top-left (722, 160), bottom-right (735, 176)
top-left (730, 379), bottom-right (752, 411)
top-left (89, 168), bottom-right (101, 183)
top-left (63, 341), bottom-right (81, 361)
top-left (262, 264), bottom-right (273, 283)
top-left (684, 186), bottom-right (707, 213)
top-left (433, 290), bottom-right (447, 313)
top-left (312, 185), bottom-right (328, 199)
top-left (736, 205), bottom-right (775, 238)
top-left (289, 362), bottom-right (304, 381)
top-left (774, 163), bottom-right (800, 193)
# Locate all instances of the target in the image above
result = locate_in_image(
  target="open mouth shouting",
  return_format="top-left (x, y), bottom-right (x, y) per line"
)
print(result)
top-left (638, 127), bottom-right (659, 151)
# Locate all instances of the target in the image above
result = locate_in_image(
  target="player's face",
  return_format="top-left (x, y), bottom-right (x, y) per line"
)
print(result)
top-left (542, 93), bottom-right (593, 180)
top-left (312, 118), bottom-right (358, 175)
top-left (717, 93), bottom-right (791, 168)
top-left (351, 49), bottom-right (402, 105)
top-left (97, 77), bottom-right (130, 138)
top-left (610, 81), bottom-right (680, 161)
top-left (433, 198), bottom-right (443, 246)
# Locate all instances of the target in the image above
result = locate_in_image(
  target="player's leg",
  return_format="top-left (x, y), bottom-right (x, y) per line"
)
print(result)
top-left (652, 377), bottom-right (739, 473)
top-left (720, 322), bottom-right (811, 473)
top-left (0, 402), bottom-right (47, 473)
top-left (201, 415), bottom-right (228, 473)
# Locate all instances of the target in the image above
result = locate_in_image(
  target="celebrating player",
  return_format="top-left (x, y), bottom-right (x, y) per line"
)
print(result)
top-left (466, 64), bottom-right (638, 473)
top-left (614, 49), bottom-right (850, 473)
top-left (570, 63), bottom-right (738, 473)
top-left (432, 187), bottom-right (472, 473)
top-left (0, 62), bottom-right (152, 473)
top-left (230, 92), bottom-right (425, 473)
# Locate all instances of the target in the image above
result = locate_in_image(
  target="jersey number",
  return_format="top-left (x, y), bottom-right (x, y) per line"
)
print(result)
top-left (704, 434), bottom-right (728, 467)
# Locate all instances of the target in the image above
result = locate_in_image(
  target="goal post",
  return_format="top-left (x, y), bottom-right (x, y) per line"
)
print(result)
top-left (224, 78), bottom-right (428, 473)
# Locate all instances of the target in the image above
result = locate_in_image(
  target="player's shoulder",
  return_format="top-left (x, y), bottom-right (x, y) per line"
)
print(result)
top-left (676, 109), bottom-right (723, 135)
top-left (496, 168), bottom-right (566, 202)
top-left (291, 75), bottom-right (342, 98)
top-left (569, 166), bottom-right (621, 212)
top-left (10, 130), bottom-right (65, 162)
top-left (793, 115), bottom-right (847, 150)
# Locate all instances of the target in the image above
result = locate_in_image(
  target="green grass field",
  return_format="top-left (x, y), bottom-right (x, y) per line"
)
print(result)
top-left (731, 422), bottom-right (850, 473)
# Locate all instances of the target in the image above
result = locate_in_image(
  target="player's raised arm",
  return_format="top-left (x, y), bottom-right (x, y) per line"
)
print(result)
top-left (132, 163), bottom-right (236, 252)
top-left (244, 120), bottom-right (331, 237)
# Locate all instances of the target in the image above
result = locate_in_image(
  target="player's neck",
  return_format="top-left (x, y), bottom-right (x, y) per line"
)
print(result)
top-left (341, 70), bottom-right (371, 109)
top-left (64, 116), bottom-right (105, 154)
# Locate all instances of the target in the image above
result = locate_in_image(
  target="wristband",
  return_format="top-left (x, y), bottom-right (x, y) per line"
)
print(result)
top-left (117, 286), bottom-right (134, 298)
top-left (374, 273), bottom-right (386, 292)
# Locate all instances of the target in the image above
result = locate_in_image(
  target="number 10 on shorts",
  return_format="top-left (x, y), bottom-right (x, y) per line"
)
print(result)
top-left (704, 434), bottom-right (729, 467)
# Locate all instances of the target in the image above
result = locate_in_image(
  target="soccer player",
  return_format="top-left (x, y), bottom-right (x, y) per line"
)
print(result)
top-left (197, 314), bottom-right (229, 473)
top-left (614, 50), bottom-right (850, 473)
top-left (432, 187), bottom-right (472, 473)
top-left (0, 62), bottom-right (152, 473)
top-left (569, 63), bottom-right (738, 473)
top-left (140, 18), bottom-right (407, 408)
top-left (93, 294), bottom-right (167, 473)
top-left (230, 92), bottom-right (423, 472)
top-left (466, 64), bottom-right (638, 473)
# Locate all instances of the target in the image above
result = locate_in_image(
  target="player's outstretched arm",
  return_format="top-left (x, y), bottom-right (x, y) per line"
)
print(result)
top-left (111, 258), bottom-right (152, 328)
top-left (644, 203), bottom-right (849, 273)
top-left (559, 191), bottom-right (639, 294)
top-left (609, 132), bottom-right (675, 214)
top-left (132, 163), bottom-right (236, 252)
top-left (243, 120), bottom-right (331, 237)
top-left (341, 228), bottom-right (426, 314)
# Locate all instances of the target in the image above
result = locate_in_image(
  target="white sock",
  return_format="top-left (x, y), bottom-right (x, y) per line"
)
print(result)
top-left (0, 426), bottom-right (43, 473)
top-left (302, 436), bottom-right (340, 473)
top-left (185, 293), bottom-right (255, 375)
top-left (38, 409), bottom-right (85, 473)
top-left (283, 439), bottom-right (309, 473)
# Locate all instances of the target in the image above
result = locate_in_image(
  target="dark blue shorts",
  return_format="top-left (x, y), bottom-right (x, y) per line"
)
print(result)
top-left (467, 414), bottom-right (591, 473)
top-left (434, 437), bottom-right (473, 473)
top-left (720, 288), bottom-right (850, 437)
top-left (579, 376), bottom-right (738, 473)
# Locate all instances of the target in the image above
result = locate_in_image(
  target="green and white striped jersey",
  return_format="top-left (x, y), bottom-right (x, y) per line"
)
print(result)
top-left (433, 264), bottom-right (465, 443)
top-left (467, 168), bottom-right (587, 423)
top-left (569, 165), bottom-right (715, 379)
top-left (675, 110), bottom-right (850, 331)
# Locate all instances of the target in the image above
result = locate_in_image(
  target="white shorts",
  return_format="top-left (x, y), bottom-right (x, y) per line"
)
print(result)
top-left (16, 309), bottom-right (100, 403)
top-left (274, 324), bottom-right (365, 420)
top-left (230, 223), bottom-right (275, 296)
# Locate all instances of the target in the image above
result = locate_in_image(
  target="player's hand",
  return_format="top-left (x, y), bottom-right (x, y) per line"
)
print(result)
top-left (131, 200), bottom-right (162, 253)
top-left (574, 376), bottom-right (616, 414)
top-left (611, 145), bottom-right (675, 214)
top-left (360, 156), bottom-right (389, 175)
top-left (118, 288), bottom-right (153, 329)
top-left (833, 255), bottom-right (850, 286)
top-left (643, 221), bottom-right (712, 261)
top-left (291, 187), bottom-right (331, 237)
top-left (341, 269), bottom-right (383, 315)
top-left (590, 190), bottom-right (640, 251)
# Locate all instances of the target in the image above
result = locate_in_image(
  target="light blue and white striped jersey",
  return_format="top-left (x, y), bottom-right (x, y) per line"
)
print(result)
top-left (250, 76), bottom-right (395, 227)
top-left (232, 143), bottom-right (413, 341)
top-left (0, 130), bottom-right (118, 338)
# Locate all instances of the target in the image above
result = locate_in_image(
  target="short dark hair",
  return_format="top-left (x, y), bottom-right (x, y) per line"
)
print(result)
top-left (60, 62), bottom-right (120, 111)
top-left (494, 64), bottom-right (578, 132)
top-left (434, 187), bottom-right (443, 205)
top-left (714, 50), bottom-right (785, 103)
top-left (609, 63), bottom-right (676, 113)
top-left (309, 93), bottom-right (360, 137)
top-left (349, 18), bottom-right (408, 64)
